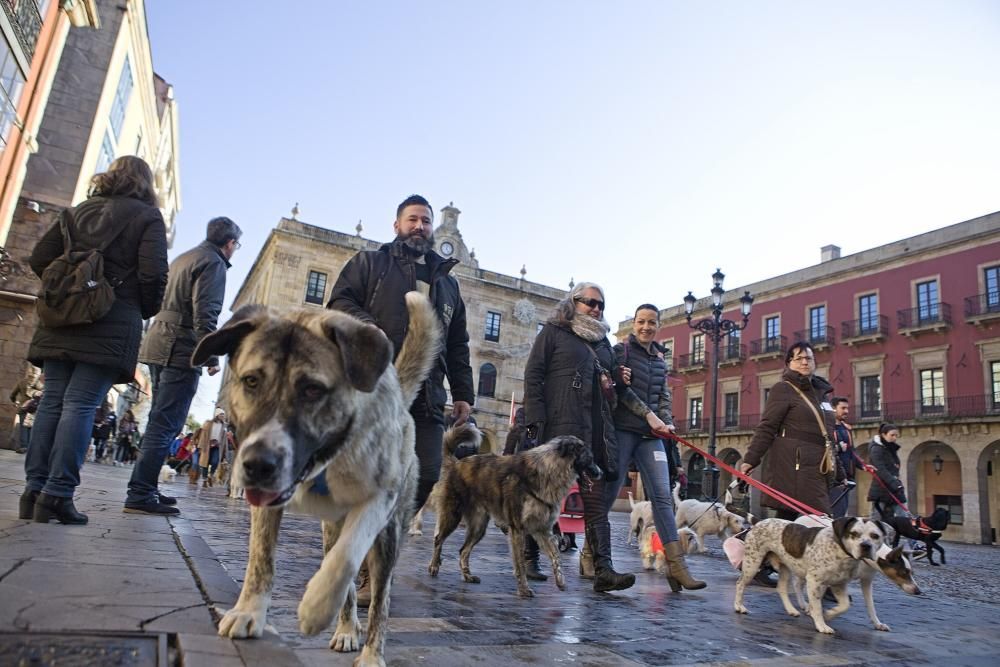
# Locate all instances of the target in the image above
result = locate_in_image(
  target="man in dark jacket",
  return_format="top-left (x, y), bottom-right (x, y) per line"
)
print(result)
top-left (124, 217), bottom-right (242, 515)
top-left (329, 195), bottom-right (474, 506)
top-left (829, 396), bottom-right (856, 518)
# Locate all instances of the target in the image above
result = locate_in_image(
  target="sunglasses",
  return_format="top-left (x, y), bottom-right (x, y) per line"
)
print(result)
top-left (574, 296), bottom-right (605, 311)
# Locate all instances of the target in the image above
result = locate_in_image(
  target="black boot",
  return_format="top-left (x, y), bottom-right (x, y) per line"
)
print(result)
top-left (19, 489), bottom-right (39, 520)
top-left (589, 523), bottom-right (635, 593)
top-left (524, 535), bottom-right (548, 581)
top-left (33, 493), bottom-right (88, 525)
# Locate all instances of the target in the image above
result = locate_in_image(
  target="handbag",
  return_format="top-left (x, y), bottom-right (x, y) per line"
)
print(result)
top-left (783, 381), bottom-right (837, 484)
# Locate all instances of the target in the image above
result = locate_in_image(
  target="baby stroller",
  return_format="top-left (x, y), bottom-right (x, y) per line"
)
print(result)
top-left (557, 483), bottom-right (586, 552)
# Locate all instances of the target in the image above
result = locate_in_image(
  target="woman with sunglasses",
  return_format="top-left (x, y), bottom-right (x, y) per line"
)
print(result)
top-left (523, 282), bottom-right (635, 593)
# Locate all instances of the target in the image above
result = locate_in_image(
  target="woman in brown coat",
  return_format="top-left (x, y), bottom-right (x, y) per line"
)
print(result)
top-left (740, 341), bottom-right (839, 519)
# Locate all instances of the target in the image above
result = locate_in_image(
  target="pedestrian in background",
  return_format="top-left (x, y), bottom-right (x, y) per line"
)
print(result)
top-left (115, 410), bottom-right (138, 465)
top-left (867, 423), bottom-right (905, 520)
top-left (20, 156), bottom-right (168, 525)
top-left (606, 303), bottom-right (705, 591)
top-left (829, 396), bottom-right (855, 518)
top-left (196, 408), bottom-right (228, 486)
top-left (9, 362), bottom-right (42, 453)
top-left (524, 282), bottom-right (635, 593)
top-left (92, 401), bottom-right (115, 464)
top-left (124, 216), bottom-right (241, 515)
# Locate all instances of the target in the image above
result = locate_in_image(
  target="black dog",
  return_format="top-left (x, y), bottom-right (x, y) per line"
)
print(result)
top-left (885, 508), bottom-right (950, 566)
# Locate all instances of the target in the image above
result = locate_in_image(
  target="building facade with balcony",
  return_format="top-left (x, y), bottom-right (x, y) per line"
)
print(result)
top-left (0, 0), bottom-right (178, 443)
top-left (227, 205), bottom-right (568, 453)
top-left (617, 210), bottom-right (1000, 544)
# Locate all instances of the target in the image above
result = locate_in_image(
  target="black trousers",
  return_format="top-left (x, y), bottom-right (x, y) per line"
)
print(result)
top-left (413, 418), bottom-right (444, 512)
top-left (526, 476), bottom-right (617, 571)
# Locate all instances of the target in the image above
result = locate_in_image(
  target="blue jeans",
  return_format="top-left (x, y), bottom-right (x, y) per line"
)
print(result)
top-left (126, 364), bottom-right (200, 504)
top-left (200, 445), bottom-right (220, 476)
top-left (24, 360), bottom-right (117, 498)
top-left (605, 429), bottom-right (680, 544)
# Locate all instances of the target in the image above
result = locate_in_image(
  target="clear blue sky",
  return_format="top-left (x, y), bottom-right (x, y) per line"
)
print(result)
top-left (146, 1), bottom-right (1000, 420)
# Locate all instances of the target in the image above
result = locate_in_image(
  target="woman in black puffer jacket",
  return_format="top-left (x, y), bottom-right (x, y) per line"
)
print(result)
top-left (20, 156), bottom-right (168, 525)
top-left (524, 282), bottom-right (633, 593)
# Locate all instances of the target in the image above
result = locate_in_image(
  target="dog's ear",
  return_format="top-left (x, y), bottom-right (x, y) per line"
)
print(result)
top-left (875, 520), bottom-right (892, 540)
top-left (885, 545), bottom-right (905, 563)
top-left (191, 306), bottom-right (266, 366)
top-left (322, 314), bottom-right (392, 392)
top-left (832, 516), bottom-right (856, 545)
top-left (556, 436), bottom-right (578, 457)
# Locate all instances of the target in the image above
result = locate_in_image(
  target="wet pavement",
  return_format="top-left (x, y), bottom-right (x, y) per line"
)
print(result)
top-left (2, 450), bottom-right (999, 666)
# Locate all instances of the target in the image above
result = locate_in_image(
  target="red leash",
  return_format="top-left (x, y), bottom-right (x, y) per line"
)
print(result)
top-left (654, 428), bottom-right (828, 519)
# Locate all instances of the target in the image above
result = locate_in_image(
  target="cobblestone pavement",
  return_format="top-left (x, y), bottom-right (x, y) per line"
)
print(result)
top-left (163, 469), bottom-right (1000, 667)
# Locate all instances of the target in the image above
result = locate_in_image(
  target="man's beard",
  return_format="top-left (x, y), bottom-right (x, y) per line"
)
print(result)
top-left (397, 231), bottom-right (435, 255)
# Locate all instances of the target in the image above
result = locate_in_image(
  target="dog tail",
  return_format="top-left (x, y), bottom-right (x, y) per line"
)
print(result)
top-left (395, 292), bottom-right (444, 407)
top-left (442, 422), bottom-right (482, 460)
top-left (672, 480), bottom-right (682, 508)
top-left (628, 490), bottom-right (636, 509)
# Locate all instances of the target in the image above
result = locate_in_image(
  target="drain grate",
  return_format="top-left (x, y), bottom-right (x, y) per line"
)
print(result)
top-left (0, 631), bottom-right (170, 666)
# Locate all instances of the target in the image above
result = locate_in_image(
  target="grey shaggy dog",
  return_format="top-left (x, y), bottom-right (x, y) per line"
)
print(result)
top-left (428, 426), bottom-right (603, 598)
top-left (195, 292), bottom-right (441, 667)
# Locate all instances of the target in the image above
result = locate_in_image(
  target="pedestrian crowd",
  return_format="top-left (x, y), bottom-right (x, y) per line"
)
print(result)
top-left (13, 172), bottom-right (915, 594)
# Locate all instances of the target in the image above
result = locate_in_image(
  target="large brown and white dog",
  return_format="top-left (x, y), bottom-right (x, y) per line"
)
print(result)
top-left (193, 292), bottom-right (440, 667)
top-left (428, 426), bottom-right (603, 598)
top-left (734, 517), bottom-right (920, 634)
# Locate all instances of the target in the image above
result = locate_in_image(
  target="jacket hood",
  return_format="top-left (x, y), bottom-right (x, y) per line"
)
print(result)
top-left (872, 434), bottom-right (901, 452)
top-left (383, 238), bottom-right (457, 274)
top-left (627, 334), bottom-right (668, 356)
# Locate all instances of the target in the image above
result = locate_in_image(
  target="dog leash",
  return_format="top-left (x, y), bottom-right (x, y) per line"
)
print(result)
top-left (655, 428), bottom-right (828, 519)
top-left (848, 449), bottom-right (936, 533)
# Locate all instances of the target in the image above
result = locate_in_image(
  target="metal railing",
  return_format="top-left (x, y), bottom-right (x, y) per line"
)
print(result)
top-left (842, 314), bottom-right (889, 339)
top-left (720, 343), bottom-right (747, 363)
top-left (964, 292), bottom-right (1000, 318)
top-left (750, 335), bottom-right (786, 356)
top-left (794, 325), bottom-right (835, 346)
top-left (897, 302), bottom-right (952, 329)
top-left (676, 352), bottom-right (706, 370)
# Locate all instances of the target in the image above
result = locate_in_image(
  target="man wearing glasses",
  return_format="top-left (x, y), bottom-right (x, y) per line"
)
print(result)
top-left (124, 217), bottom-right (242, 515)
top-left (330, 194), bottom-right (474, 603)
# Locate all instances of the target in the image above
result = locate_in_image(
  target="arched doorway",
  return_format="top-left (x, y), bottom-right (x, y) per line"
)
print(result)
top-left (977, 441), bottom-right (1000, 544)
top-left (686, 453), bottom-right (705, 501)
top-left (719, 448), bottom-right (747, 513)
top-left (906, 440), bottom-right (963, 540)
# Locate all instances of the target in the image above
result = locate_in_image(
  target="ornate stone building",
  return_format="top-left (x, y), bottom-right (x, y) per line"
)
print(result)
top-left (229, 204), bottom-right (567, 452)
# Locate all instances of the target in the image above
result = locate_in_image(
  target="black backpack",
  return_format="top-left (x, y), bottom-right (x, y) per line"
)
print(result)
top-left (36, 208), bottom-right (131, 328)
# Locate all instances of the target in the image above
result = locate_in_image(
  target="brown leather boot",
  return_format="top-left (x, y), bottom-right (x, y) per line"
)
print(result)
top-left (578, 542), bottom-right (595, 580)
top-left (663, 540), bottom-right (707, 592)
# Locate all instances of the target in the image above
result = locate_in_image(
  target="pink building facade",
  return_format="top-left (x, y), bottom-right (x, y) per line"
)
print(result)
top-left (618, 211), bottom-right (1000, 544)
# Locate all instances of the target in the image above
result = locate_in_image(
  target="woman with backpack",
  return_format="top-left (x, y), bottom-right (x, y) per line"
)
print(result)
top-left (19, 156), bottom-right (168, 525)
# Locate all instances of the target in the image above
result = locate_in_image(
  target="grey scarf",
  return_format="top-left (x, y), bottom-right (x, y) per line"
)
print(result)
top-left (570, 314), bottom-right (611, 343)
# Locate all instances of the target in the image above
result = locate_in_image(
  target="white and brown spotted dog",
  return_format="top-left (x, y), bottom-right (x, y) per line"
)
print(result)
top-left (735, 517), bottom-right (919, 634)
top-left (673, 485), bottom-right (747, 553)
top-left (193, 292), bottom-right (441, 667)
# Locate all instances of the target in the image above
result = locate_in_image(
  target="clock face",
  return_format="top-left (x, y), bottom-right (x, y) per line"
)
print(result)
top-left (440, 241), bottom-right (454, 256)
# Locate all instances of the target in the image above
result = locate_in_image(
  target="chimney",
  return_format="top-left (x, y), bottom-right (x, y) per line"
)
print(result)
top-left (821, 244), bottom-right (841, 262)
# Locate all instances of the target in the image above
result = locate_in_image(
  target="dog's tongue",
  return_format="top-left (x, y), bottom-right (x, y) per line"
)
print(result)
top-left (245, 489), bottom-right (280, 507)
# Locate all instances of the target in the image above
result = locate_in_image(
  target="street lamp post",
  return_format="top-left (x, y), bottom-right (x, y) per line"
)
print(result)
top-left (683, 269), bottom-right (753, 499)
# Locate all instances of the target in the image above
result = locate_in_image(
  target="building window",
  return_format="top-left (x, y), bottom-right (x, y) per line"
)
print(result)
top-left (859, 293), bottom-right (878, 333)
top-left (765, 316), bottom-right (780, 352)
top-left (689, 397), bottom-right (703, 430)
top-left (916, 280), bottom-right (939, 323)
top-left (691, 333), bottom-right (705, 364)
top-left (809, 305), bottom-right (827, 342)
top-left (0, 42), bottom-right (26, 151)
top-left (109, 55), bottom-right (133, 139)
top-left (687, 454), bottom-right (705, 501)
top-left (985, 266), bottom-right (1000, 312)
top-left (477, 363), bottom-right (497, 398)
top-left (484, 311), bottom-right (501, 342)
top-left (933, 495), bottom-right (963, 525)
top-left (724, 392), bottom-right (739, 428)
top-left (763, 387), bottom-right (770, 403)
top-left (95, 131), bottom-right (115, 173)
top-left (860, 375), bottom-right (881, 419)
top-left (304, 270), bottom-right (327, 305)
top-left (991, 361), bottom-right (1000, 410)
top-left (726, 329), bottom-right (740, 357)
top-left (920, 368), bottom-right (944, 414)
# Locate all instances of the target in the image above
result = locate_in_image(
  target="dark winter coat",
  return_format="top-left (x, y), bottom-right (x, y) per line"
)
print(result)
top-left (139, 241), bottom-right (230, 370)
top-left (612, 334), bottom-right (674, 436)
top-left (328, 238), bottom-right (474, 424)
top-left (523, 321), bottom-right (619, 481)
top-left (867, 436), bottom-right (904, 504)
top-left (744, 369), bottom-right (838, 514)
top-left (834, 421), bottom-right (856, 480)
top-left (28, 196), bottom-right (169, 383)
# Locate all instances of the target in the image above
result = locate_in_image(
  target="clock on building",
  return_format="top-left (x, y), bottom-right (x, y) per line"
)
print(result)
top-left (440, 241), bottom-right (454, 256)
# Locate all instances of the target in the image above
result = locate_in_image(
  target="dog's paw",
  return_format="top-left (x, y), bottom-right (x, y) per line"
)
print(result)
top-left (298, 589), bottom-right (336, 636)
top-left (814, 623), bottom-right (836, 635)
top-left (874, 621), bottom-right (891, 632)
top-left (734, 603), bottom-right (748, 615)
top-left (218, 607), bottom-right (266, 638)
top-left (462, 573), bottom-right (481, 584)
top-left (408, 527), bottom-right (423, 536)
top-left (555, 574), bottom-right (566, 591)
top-left (353, 646), bottom-right (386, 667)
top-left (427, 562), bottom-right (440, 577)
top-left (786, 609), bottom-right (801, 618)
top-left (517, 586), bottom-right (535, 599)
top-left (330, 618), bottom-right (363, 652)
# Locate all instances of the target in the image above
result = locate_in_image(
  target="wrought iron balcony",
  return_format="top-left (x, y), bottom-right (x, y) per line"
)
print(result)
top-left (750, 335), bottom-right (786, 357)
top-left (964, 292), bottom-right (1000, 324)
top-left (676, 352), bottom-right (706, 371)
top-left (841, 315), bottom-right (889, 344)
top-left (793, 325), bottom-right (835, 348)
top-left (874, 394), bottom-right (998, 421)
top-left (897, 303), bottom-right (951, 334)
top-left (719, 343), bottom-right (747, 366)
top-left (1, 0), bottom-right (42, 59)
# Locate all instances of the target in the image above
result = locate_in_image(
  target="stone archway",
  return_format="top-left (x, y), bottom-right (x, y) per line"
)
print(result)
top-left (905, 440), bottom-right (963, 540)
top-left (977, 441), bottom-right (1000, 544)
top-left (717, 448), bottom-right (742, 498)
